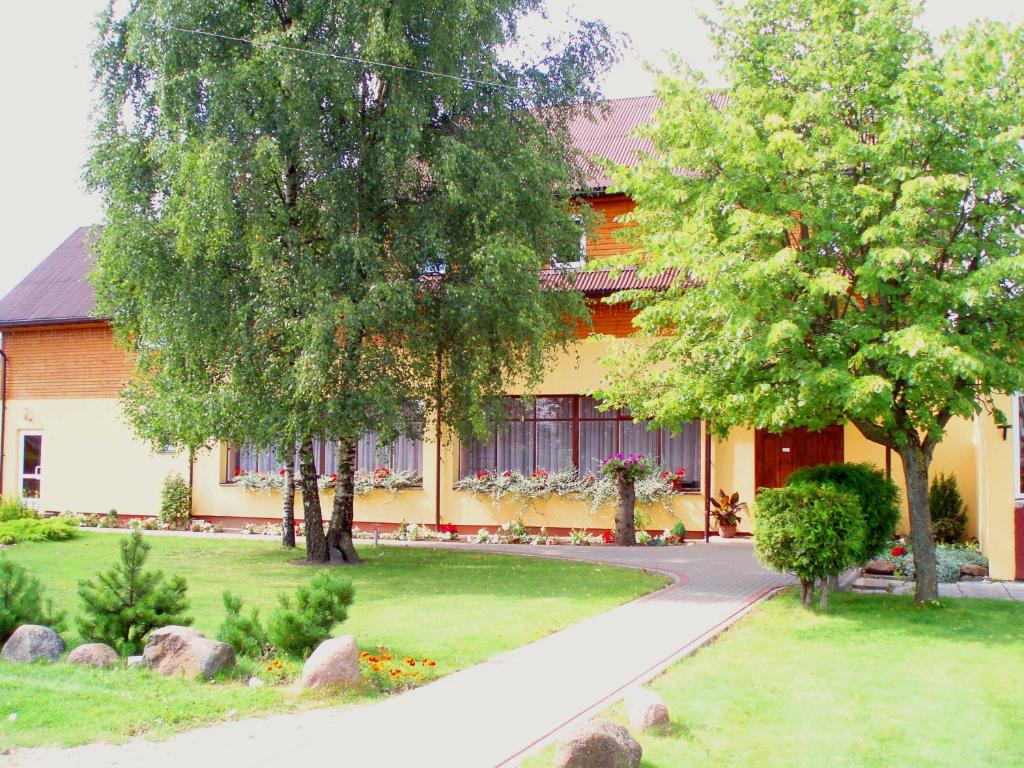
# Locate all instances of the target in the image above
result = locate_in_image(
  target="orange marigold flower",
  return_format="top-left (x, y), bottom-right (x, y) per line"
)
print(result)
top-left (426, 660), bottom-right (436, 667)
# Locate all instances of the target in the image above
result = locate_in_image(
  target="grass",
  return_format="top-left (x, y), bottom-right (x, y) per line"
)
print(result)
top-left (527, 590), bottom-right (1024, 768)
top-left (0, 531), bottom-right (666, 749)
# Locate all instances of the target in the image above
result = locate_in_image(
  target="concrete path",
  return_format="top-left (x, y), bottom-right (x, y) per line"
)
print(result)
top-left (9, 540), bottom-right (790, 768)
top-left (853, 576), bottom-right (1024, 601)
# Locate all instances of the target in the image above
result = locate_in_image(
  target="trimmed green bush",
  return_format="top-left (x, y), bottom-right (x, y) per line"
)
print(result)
top-left (929, 473), bottom-right (967, 544)
top-left (754, 482), bottom-right (865, 609)
top-left (0, 558), bottom-right (66, 641)
top-left (0, 497), bottom-right (37, 523)
top-left (159, 473), bottom-right (191, 530)
top-left (266, 572), bottom-right (354, 658)
top-left (0, 517), bottom-right (79, 545)
top-left (217, 591), bottom-right (269, 658)
top-left (786, 462), bottom-right (900, 561)
top-left (77, 530), bottom-right (192, 655)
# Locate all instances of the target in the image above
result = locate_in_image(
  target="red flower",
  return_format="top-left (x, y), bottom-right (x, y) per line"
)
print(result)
top-left (475, 470), bottom-right (490, 480)
top-left (330, 472), bottom-right (338, 481)
top-left (891, 546), bottom-right (908, 557)
top-left (601, 529), bottom-right (614, 544)
top-left (279, 468), bottom-right (286, 476)
top-left (502, 470), bottom-right (513, 477)
top-left (674, 468), bottom-right (686, 477)
top-left (661, 471), bottom-right (671, 479)
top-left (234, 468), bottom-right (244, 477)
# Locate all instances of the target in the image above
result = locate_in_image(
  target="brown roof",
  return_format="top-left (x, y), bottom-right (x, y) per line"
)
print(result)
top-left (570, 94), bottom-right (727, 189)
top-left (540, 267), bottom-right (682, 295)
top-left (0, 227), bottom-right (97, 329)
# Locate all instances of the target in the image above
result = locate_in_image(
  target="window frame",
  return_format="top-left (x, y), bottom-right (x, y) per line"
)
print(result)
top-left (459, 394), bottom-right (702, 490)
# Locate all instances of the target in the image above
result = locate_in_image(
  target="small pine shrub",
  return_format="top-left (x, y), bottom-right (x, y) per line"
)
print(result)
top-left (670, 521), bottom-right (687, 539)
top-left (0, 558), bottom-right (66, 641)
top-left (929, 473), bottom-right (967, 544)
top-left (77, 530), bottom-right (192, 655)
top-left (159, 474), bottom-right (191, 530)
top-left (754, 482), bottom-right (865, 608)
top-left (0, 517), bottom-right (79, 545)
top-left (266, 572), bottom-right (354, 658)
top-left (786, 463), bottom-right (900, 561)
top-left (0, 497), bottom-right (37, 523)
top-left (217, 591), bottom-right (269, 658)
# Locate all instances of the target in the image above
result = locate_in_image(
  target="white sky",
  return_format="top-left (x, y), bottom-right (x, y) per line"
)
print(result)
top-left (1, 0), bottom-right (1021, 299)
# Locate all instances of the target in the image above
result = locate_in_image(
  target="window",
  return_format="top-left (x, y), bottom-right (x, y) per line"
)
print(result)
top-left (551, 217), bottom-right (587, 270)
top-left (230, 432), bottom-right (423, 480)
top-left (460, 395), bottom-right (701, 488)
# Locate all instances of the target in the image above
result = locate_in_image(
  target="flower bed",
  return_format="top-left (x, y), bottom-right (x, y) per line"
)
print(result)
top-left (877, 541), bottom-right (989, 583)
top-left (233, 467), bottom-right (422, 494)
top-left (453, 466), bottom-right (683, 513)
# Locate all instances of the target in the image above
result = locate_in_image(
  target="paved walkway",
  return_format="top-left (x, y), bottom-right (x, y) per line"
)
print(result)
top-left (9, 540), bottom-right (790, 768)
top-left (855, 576), bottom-right (1024, 600)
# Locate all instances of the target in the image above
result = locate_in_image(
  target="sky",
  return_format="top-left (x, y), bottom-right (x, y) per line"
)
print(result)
top-left (1, 0), bottom-right (1022, 300)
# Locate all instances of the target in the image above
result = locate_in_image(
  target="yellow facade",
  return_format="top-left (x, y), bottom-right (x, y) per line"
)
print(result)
top-left (1, 335), bottom-right (1020, 580)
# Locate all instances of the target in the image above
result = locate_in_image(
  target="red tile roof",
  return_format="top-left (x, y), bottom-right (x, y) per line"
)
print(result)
top-left (540, 267), bottom-right (682, 295)
top-left (0, 227), bottom-right (97, 329)
top-left (570, 93), bottom-right (727, 189)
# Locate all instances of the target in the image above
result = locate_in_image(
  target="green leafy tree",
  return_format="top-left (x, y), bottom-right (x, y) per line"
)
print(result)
top-left (754, 483), bottom-right (865, 609)
top-left (598, 0), bottom-right (1024, 602)
top-left (88, 0), bottom-right (616, 563)
top-left (0, 558), bottom-right (66, 641)
top-left (159, 473), bottom-right (191, 530)
top-left (77, 531), bottom-right (192, 655)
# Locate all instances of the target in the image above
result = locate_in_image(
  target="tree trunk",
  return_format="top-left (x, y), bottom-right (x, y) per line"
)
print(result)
top-left (299, 436), bottom-right (328, 563)
top-left (615, 477), bottom-right (637, 545)
top-left (897, 444), bottom-right (939, 602)
top-left (800, 578), bottom-right (814, 606)
top-left (326, 439), bottom-right (361, 564)
top-left (281, 467), bottom-right (296, 549)
top-left (818, 578), bottom-right (829, 610)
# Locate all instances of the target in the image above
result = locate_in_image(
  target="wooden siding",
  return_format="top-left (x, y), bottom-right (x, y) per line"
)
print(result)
top-left (577, 301), bottom-right (638, 338)
top-left (584, 194), bottom-right (636, 260)
top-left (3, 324), bottom-right (134, 399)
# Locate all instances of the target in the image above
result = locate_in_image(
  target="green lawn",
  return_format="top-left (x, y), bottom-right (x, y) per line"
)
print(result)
top-left (529, 591), bottom-right (1024, 768)
top-left (0, 532), bottom-right (666, 749)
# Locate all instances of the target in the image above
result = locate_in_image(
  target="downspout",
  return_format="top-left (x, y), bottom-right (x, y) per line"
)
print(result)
top-left (0, 341), bottom-right (7, 497)
top-left (885, 447), bottom-right (892, 481)
top-left (434, 350), bottom-right (443, 530)
top-left (187, 446), bottom-right (195, 517)
top-left (703, 424), bottom-right (712, 543)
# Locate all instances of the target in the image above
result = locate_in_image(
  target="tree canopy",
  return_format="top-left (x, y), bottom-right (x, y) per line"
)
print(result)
top-left (597, 0), bottom-right (1024, 601)
top-left (88, 0), bottom-right (617, 561)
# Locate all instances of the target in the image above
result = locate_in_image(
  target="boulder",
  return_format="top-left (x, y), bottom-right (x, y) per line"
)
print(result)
top-left (960, 563), bottom-right (989, 578)
top-left (300, 635), bottom-right (360, 690)
top-left (554, 719), bottom-right (642, 768)
top-left (863, 560), bottom-right (896, 576)
top-left (126, 655), bottom-right (148, 669)
top-left (1, 625), bottom-right (65, 663)
top-left (624, 688), bottom-right (670, 733)
top-left (142, 626), bottom-right (235, 680)
top-left (68, 642), bottom-right (119, 668)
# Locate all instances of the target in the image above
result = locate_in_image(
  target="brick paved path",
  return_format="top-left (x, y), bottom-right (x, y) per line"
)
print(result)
top-left (10, 540), bottom-right (790, 768)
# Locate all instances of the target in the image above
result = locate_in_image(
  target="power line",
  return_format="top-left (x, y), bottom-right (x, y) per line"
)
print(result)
top-left (157, 23), bottom-right (521, 91)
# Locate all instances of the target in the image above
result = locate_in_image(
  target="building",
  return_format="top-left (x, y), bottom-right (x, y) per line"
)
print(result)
top-left (0, 96), bottom-right (1020, 579)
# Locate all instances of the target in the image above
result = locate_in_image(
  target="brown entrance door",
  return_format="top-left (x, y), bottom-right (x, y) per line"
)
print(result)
top-left (754, 425), bottom-right (845, 490)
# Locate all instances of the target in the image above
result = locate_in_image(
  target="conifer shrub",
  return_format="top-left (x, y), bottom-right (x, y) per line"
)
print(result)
top-left (0, 517), bottom-right (79, 545)
top-left (217, 591), bottom-right (270, 658)
top-left (159, 473), bottom-right (191, 530)
top-left (0, 497), bottom-right (37, 522)
top-left (77, 530), bottom-right (191, 655)
top-left (929, 473), bottom-right (968, 544)
top-left (786, 462), bottom-right (900, 561)
top-left (0, 558), bottom-right (66, 641)
top-left (754, 482), bottom-right (865, 608)
top-left (266, 572), bottom-right (354, 658)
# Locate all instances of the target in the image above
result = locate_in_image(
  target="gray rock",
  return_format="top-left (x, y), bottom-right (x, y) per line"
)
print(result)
top-left (1, 625), bottom-right (65, 663)
top-left (554, 719), bottom-right (642, 768)
top-left (300, 635), bottom-right (360, 690)
top-left (126, 655), bottom-right (148, 668)
top-left (960, 563), bottom-right (989, 578)
top-left (624, 688), bottom-right (670, 733)
top-left (863, 560), bottom-right (896, 576)
top-left (142, 626), bottom-right (235, 680)
top-left (67, 642), bottom-right (119, 668)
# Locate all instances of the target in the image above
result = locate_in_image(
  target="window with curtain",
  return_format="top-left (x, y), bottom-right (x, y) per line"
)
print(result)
top-left (231, 432), bottom-right (423, 480)
top-left (460, 395), bottom-right (701, 488)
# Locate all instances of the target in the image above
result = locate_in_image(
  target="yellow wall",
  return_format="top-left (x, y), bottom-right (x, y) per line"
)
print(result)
top-left (1, 398), bottom-right (188, 516)
top-left (973, 394), bottom-right (1018, 580)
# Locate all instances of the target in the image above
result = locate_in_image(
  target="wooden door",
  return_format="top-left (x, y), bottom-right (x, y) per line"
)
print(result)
top-left (754, 425), bottom-right (844, 490)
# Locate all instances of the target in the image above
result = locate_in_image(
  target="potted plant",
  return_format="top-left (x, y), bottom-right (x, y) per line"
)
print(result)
top-left (709, 490), bottom-right (746, 538)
